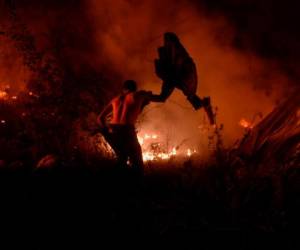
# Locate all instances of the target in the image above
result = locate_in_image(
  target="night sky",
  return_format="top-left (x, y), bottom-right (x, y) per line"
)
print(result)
top-left (195, 0), bottom-right (300, 83)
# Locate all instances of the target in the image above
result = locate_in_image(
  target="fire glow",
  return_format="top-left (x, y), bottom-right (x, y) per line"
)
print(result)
top-left (137, 132), bottom-right (197, 162)
top-left (0, 91), bottom-right (8, 100)
top-left (239, 118), bottom-right (253, 129)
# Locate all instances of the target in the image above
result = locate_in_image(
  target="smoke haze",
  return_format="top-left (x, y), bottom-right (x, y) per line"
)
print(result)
top-left (0, 0), bottom-right (298, 152)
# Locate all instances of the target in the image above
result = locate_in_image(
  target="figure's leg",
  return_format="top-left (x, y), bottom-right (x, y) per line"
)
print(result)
top-left (178, 82), bottom-right (203, 110)
top-left (202, 97), bottom-right (215, 125)
top-left (115, 148), bottom-right (128, 167)
top-left (181, 85), bottom-right (215, 124)
top-left (151, 81), bottom-right (175, 102)
top-left (187, 94), bottom-right (204, 110)
top-left (104, 130), bottom-right (128, 167)
top-left (187, 95), bottom-right (215, 125)
top-left (128, 132), bottom-right (144, 176)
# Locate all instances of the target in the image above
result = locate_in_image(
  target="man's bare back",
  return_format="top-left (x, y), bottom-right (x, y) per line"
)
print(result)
top-left (110, 91), bottom-right (150, 125)
top-left (97, 80), bottom-right (157, 173)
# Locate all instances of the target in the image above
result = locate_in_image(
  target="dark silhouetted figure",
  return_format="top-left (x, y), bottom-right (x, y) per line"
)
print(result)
top-left (153, 32), bottom-right (215, 124)
top-left (97, 80), bottom-right (157, 175)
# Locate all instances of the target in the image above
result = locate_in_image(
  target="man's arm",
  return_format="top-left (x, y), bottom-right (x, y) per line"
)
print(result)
top-left (149, 85), bottom-right (175, 103)
top-left (140, 82), bottom-right (175, 104)
top-left (97, 102), bottom-right (112, 128)
top-left (137, 90), bottom-right (169, 113)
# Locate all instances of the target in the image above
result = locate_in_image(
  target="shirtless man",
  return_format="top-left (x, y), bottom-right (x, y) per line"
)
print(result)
top-left (97, 80), bottom-right (155, 174)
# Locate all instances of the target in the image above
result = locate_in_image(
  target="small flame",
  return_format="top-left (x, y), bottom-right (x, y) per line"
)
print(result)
top-left (171, 147), bottom-right (177, 156)
top-left (138, 131), bottom-right (197, 162)
top-left (0, 90), bottom-right (18, 101)
top-left (143, 151), bottom-right (155, 161)
top-left (28, 91), bottom-right (39, 98)
top-left (0, 91), bottom-right (8, 100)
top-left (239, 118), bottom-right (253, 129)
top-left (187, 149), bottom-right (192, 157)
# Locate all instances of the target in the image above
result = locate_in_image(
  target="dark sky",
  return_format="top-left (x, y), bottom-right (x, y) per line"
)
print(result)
top-left (194, 0), bottom-right (300, 82)
top-left (6, 0), bottom-right (300, 85)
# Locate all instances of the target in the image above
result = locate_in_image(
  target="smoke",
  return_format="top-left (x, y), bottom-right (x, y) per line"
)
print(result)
top-left (0, 36), bottom-right (31, 93)
top-left (0, 1), bottom-right (31, 94)
top-left (0, 0), bottom-right (296, 154)
top-left (86, 0), bottom-right (293, 148)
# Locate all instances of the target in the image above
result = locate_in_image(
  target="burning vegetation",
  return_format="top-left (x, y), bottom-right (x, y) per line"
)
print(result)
top-left (137, 131), bottom-right (197, 161)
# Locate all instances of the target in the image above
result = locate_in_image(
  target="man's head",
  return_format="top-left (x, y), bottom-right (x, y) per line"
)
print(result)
top-left (123, 80), bottom-right (137, 93)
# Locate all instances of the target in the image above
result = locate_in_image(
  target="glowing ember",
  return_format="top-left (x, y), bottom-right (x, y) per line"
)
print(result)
top-left (171, 147), bottom-right (177, 156)
top-left (187, 149), bottom-right (192, 157)
top-left (239, 118), bottom-right (253, 129)
top-left (1, 120), bottom-right (6, 124)
top-left (28, 91), bottom-right (39, 98)
top-left (0, 91), bottom-right (8, 100)
top-left (11, 96), bottom-right (17, 100)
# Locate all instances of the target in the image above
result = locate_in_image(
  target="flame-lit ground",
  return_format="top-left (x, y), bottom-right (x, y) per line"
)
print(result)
top-left (1, 85), bottom-right (300, 238)
top-left (137, 132), bottom-right (197, 162)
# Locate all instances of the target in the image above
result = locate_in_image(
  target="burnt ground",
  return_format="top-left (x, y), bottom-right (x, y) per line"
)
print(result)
top-left (0, 159), bottom-right (299, 247)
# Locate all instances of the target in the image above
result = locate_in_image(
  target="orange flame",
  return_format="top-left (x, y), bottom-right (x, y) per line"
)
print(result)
top-left (239, 118), bottom-right (253, 129)
top-left (0, 91), bottom-right (8, 100)
top-left (187, 149), bottom-right (192, 157)
top-left (138, 131), bottom-right (196, 162)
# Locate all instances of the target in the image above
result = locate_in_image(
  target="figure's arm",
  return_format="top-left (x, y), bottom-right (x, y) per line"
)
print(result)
top-left (139, 86), bottom-right (174, 108)
top-left (97, 102), bottom-right (112, 128)
top-left (149, 88), bottom-right (173, 102)
top-left (147, 94), bottom-right (164, 103)
top-left (148, 81), bottom-right (175, 103)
